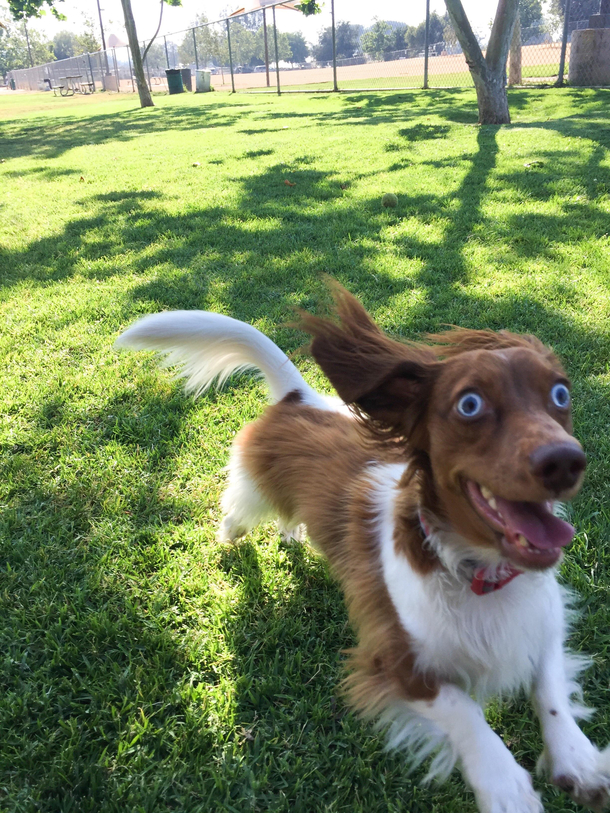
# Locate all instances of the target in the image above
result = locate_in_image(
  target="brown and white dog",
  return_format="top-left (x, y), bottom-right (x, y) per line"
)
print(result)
top-left (116, 284), bottom-right (610, 813)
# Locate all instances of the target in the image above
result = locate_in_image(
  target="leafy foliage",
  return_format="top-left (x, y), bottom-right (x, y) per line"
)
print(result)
top-left (294, 0), bottom-right (322, 16)
top-left (6, 0), bottom-right (64, 21)
top-left (0, 3), bottom-right (54, 76)
top-left (360, 19), bottom-right (392, 59)
top-left (287, 31), bottom-right (308, 64)
top-left (519, 0), bottom-right (544, 30)
top-left (312, 21), bottom-right (362, 62)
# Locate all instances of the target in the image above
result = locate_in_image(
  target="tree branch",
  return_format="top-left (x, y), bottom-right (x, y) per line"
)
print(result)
top-left (486, 0), bottom-right (519, 74)
top-left (444, 0), bottom-right (487, 76)
top-left (142, 0), bottom-right (164, 64)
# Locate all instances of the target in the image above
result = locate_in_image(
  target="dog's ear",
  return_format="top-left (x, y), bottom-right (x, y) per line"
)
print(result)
top-left (296, 283), bottom-right (439, 443)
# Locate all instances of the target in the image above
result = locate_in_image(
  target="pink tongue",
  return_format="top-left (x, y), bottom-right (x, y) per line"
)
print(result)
top-left (495, 497), bottom-right (575, 550)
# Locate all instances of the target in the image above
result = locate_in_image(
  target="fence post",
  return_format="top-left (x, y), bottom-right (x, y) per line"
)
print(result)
top-left (273, 6), bottom-right (281, 95)
top-left (112, 47), bottom-right (120, 91)
top-left (87, 52), bottom-right (96, 91)
top-left (263, 8), bottom-right (271, 87)
top-left (556, 0), bottom-right (572, 86)
top-left (423, 0), bottom-right (430, 89)
top-left (164, 35), bottom-right (170, 69)
top-left (226, 19), bottom-right (236, 93)
top-left (127, 45), bottom-right (135, 93)
top-left (331, 0), bottom-right (338, 91)
top-left (193, 28), bottom-right (199, 70)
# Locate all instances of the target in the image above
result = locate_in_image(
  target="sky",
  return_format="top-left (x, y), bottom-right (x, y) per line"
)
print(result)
top-left (16, 0), bottom-right (500, 46)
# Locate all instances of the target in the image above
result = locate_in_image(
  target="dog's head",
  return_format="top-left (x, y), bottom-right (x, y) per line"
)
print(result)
top-left (299, 284), bottom-right (585, 571)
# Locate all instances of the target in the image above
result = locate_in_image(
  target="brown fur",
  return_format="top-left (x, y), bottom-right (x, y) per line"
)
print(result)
top-left (234, 284), bottom-right (584, 717)
top-left (240, 396), bottom-right (439, 709)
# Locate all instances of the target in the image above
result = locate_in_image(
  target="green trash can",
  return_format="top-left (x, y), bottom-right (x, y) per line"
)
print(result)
top-left (165, 69), bottom-right (184, 95)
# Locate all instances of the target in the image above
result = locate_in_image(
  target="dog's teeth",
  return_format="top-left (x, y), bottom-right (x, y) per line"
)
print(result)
top-left (481, 486), bottom-right (494, 501)
top-left (516, 534), bottom-right (529, 548)
top-left (488, 497), bottom-right (498, 511)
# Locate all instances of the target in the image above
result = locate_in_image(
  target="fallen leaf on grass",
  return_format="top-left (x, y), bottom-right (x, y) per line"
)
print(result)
top-left (79, 176), bottom-right (85, 181)
top-left (192, 162), bottom-right (201, 167)
top-left (284, 180), bottom-right (296, 186)
top-left (524, 160), bottom-right (544, 168)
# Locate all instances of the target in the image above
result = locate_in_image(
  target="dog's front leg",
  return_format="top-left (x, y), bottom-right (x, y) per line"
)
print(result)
top-left (534, 640), bottom-right (610, 811)
top-left (408, 684), bottom-right (542, 813)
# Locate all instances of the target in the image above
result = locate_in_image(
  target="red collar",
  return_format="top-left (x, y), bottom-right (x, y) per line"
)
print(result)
top-left (469, 565), bottom-right (522, 595)
top-left (418, 511), bottom-right (523, 595)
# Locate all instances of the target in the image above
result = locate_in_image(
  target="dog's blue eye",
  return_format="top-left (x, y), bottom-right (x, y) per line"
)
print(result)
top-left (456, 392), bottom-right (484, 418)
top-left (551, 383), bottom-right (570, 409)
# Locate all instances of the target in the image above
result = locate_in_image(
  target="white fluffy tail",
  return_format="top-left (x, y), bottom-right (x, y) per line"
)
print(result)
top-left (115, 310), bottom-right (311, 403)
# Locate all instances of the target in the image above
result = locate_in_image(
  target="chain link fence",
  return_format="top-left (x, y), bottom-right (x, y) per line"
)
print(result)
top-left (7, 1), bottom-right (608, 95)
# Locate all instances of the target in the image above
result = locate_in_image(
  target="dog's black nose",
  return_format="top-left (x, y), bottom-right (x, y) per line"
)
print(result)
top-left (530, 443), bottom-right (586, 494)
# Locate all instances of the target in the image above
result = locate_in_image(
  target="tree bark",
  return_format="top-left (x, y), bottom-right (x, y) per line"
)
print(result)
top-left (508, 13), bottom-right (522, 86)
top-left (444, 0), bottom-right (519, 124)
top-left (120, 0), bottom-right (154, 108)
top-left (472, 69), bottom-right (511, 123)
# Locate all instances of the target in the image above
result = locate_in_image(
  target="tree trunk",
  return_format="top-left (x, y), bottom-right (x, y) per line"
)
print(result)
top-left (472, 69), bottom-right (510, 123)
top-left (120, 0), bottom-right (154, 108)
top-left (444, 0), bottom-right (518, 124)
top-left (508, 13), bottom-right (522, 86)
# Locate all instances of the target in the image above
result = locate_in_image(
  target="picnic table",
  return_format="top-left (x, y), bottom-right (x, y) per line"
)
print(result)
top-left (56, 76), bottom-right (95, 96)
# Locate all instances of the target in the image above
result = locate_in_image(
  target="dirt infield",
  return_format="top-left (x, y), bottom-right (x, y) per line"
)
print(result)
top-left (113, 41), bottom-right (566, 94)
top-left (209, 43), bottom-right (566, 91)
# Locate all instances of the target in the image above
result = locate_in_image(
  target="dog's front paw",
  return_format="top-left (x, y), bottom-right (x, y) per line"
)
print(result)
top-left (541, 744), bottom-right (610, 812)
top-left (474, 766), bottom-right (543, 813)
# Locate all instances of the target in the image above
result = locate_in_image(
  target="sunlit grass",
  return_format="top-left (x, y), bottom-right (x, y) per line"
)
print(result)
top-left (1, 86), bottom-right (610, 812)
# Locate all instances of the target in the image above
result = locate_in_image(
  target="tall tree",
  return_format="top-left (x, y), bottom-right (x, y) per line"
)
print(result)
top-left (360, 19), bottom-right (392, 59)
top-left (313, 21), bottom-right (361, 62)
top-left (444, 0), bottom-right (519, 124)
top-left (0, 3), bottom-right (54, 77)
top-left (121, 0), bottom-right (181, 108)
top-left (287, 31), bottom-right (308, 64)
top-left (52, 29), bottom-right (75, 60)
top-left (74, 13), bottom-right (101, 54)
top-left (519, 0), bottom-right (543, 30)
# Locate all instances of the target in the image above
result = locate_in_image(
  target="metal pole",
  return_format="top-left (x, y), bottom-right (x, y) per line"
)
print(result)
top-left (226, 19), bottom-right (236, 93)
top-left (164, 35), bottom-right (170, 69)
top-left (112, 47), bottom-right (120, 91)
top-left (87, 52), bottom-right (96, 91)
top-left (331, 0), bottom-right (338, 91)
top-left (557, 0), bottom-right (572, 86)
top-left (96, 0), bottom-right (107, 50)
top-left (96, 0), bottom-right (109, 74)
top-left (423, 0), bottom-right (430, 89)
top-left (127, 44), bottom-right (135, 92)
top-left (263, 8), bottom-right (270, 87)
top-left (193, 27), bottom-right (199, 70)
top-left (273, 6), bottom-right (281, 95)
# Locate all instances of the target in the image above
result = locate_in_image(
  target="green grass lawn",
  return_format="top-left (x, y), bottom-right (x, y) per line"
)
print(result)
top-left (1, 86), bottom-right (610, 812)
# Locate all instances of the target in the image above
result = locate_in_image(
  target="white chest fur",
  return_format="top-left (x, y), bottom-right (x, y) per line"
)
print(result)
top-left (369, 464), bottom-right (567, 700)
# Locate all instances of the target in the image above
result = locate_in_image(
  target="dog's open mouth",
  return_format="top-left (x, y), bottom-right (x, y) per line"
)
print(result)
top-left (465, 480), bottom-right (575, 569)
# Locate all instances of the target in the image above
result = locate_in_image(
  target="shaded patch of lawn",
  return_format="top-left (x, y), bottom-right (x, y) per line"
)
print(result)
top-left (0, 87), bottom-right (610, 812)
